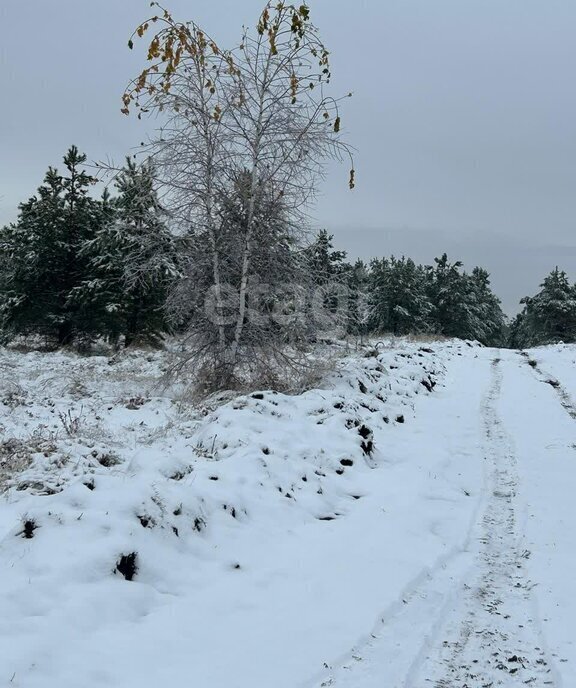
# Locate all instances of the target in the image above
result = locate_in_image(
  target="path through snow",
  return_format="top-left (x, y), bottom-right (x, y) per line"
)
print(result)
top-left (312, 349), bottom-right (574, 688)
top-left (411, 356), bottom-right (556, 686)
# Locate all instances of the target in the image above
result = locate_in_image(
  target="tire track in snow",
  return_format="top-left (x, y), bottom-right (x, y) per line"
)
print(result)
top-left (409, 356), bottom-right (557, 687)
top-left (518, 351), bottom-right (576, 421)
top-left (301, 542), bottom-right (479, 688)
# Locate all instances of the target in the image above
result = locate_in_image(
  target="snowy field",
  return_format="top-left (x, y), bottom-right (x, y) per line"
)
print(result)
top-left (0, 340), bottom-right (575, 687)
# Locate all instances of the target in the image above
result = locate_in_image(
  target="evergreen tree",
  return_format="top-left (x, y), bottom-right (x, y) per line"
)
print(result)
top-left (426, 257), bottom-right (505, 344)
top-left (78, 158), bottom-right (179, 346)
top-left (305, 229), bottom-right (347, 285)
top-left (304, 230), bottom-right (349, 335)
top-left (512, 268), bottom-right (576, 346)
top-left (389, 257), bottom-right (433, 335)
top-left (343, 258), bottom-right (370, 338)
top-left (427, 254), bottom-right (471, 338)
top-left (467, 267), bottom-right (505, 345)
top-left (0, 146), bottom-right (99, 344)
top-left (367, 257), bottom-right (390, 333)
top-left (508, 310), bottom-right (532, 348)
top-left (368, 256), bottom-right (433, 335)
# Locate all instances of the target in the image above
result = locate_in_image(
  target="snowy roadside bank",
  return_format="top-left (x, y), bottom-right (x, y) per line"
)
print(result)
top-left (0, 340), bottom-right (486, 688)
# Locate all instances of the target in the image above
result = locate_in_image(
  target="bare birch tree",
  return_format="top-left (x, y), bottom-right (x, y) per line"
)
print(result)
top-left (123, 1), bottom-right (354, 391)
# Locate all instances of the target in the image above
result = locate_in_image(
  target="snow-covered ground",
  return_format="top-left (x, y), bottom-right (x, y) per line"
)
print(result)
top-left (0, 340), bottom-right (574, 687)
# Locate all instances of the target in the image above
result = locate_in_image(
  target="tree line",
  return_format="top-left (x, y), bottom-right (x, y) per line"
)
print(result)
top-left (0, 149), bottom-right (506, 352)
top-left (308, 230), bottom-right (505, 345)
top-left (4, 146), bottom-right (575, 357)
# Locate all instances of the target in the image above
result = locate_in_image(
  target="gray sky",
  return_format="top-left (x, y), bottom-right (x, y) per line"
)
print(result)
top-left (1, 0), bottom-right (575, 313)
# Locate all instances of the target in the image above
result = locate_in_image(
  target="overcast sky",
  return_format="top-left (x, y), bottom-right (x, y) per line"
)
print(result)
top-left (1, 0), bottom-right (575, 313)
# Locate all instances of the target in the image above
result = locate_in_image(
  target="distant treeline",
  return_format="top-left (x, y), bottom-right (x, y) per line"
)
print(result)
top-left (0, 147), bottom-right (570, 351)
top-left (307, 230), bottom-right (505, 345)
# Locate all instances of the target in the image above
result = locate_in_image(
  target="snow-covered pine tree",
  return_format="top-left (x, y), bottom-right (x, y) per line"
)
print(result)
top-left (513, 268), bottom-right (576, 346)
top-left (389, 257), bottom-right (434, 335)
top-left (427, 254), bottom-right (473, 339)
top-left (467, 267), bottom-right (505, 345)
top-left (368, 256), bottom-right (433, 335)
top-left (66, 187), bottom-right (119, 343)
top-left (79, 158), bottom-right (179, 347)
top-left (306, 230), bottom-right (347, 286)
top-left (508, 310), bottom-right (532, 348)
top-left (343, 258), bottom-right (370, 340)
top-left (304, 230), bottom-right (350, 336)
top-left (367, 257), bottom-right (391, 333)
top-left (0, 146), bottom-right (99, 345)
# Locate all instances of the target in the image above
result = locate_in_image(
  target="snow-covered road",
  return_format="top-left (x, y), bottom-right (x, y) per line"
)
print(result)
top-left (317, 348), bottom-right (575, 688)
top-left (1, 342), bottom-right (574, 687)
